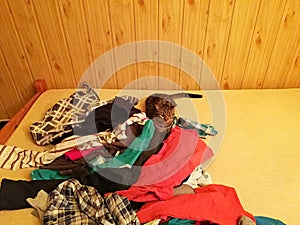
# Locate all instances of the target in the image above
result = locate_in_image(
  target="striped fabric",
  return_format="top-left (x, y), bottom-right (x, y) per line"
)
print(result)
top-left (0, 128), bottom-right (125, 170)
top-left (0, 145), bottom-right (69, 170)
top-left (0, 132), bottom-right (113, 170)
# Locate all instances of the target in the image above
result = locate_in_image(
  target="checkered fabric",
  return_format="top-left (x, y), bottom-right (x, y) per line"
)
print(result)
top-left (175, 117), bottom-right (218, 138)
top-left (30, 84), bottom-right (110, 146)
top-left (105, 193), bottom-right (140, 225)
top-left (43, 179), bottom-right (140, 225)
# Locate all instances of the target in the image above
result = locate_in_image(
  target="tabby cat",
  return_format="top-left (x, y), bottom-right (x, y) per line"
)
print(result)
top-left (145, 93), bottom-right (203, 132)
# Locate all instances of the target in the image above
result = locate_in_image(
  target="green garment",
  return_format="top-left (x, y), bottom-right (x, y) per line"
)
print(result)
top-left (30, 169), bottom-right (71, 180)
top-left (92, 119), bottom-right (155, 169)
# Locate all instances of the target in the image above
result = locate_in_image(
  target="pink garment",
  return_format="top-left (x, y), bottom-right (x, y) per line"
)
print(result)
top-left (116, 126), bottom-right (214, 201)
top-left (64, 146), bottom-right (103, 161)
top-left (136, 184), bottom-right (255, 225)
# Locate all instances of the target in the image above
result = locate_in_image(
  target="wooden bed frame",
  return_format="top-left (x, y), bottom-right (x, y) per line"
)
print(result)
top-left (0, 80), bottom-right (47, 144)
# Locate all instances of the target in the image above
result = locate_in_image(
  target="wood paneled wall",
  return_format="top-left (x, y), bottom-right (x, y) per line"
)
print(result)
top-left (0, 0), bottom-right (299, 119)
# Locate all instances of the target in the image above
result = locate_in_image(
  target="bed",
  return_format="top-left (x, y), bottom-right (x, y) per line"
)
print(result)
top-left (0, 79), bottom-right (299, 225)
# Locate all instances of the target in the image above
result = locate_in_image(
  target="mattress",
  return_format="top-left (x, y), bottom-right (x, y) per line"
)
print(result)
top-left (0, 87), bottom-right (299, 225)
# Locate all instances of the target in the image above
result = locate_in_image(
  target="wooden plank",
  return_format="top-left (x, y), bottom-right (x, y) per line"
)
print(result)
top-left (201, 0), bottom-right (235, 90)
top-left (0, 48), bottom-right (23, 118)
top-left (158, 0), bottom-right (184, 90)
top-left (109, 0), bottom-right (137, 89)
top-left (172, 67), bottom-right (201, 90)
top-left (32, 0), bottom-right (76, 88)
top-left (284, 37), bottom-right (300, 88)
top-left (262, 0), bottom-right (300, 88)
top-left (57, 0), bottom-right (92, 86)
top-left (0, 48), bottom-right (9, 119)
top-left (180, 0), bottom-right (209, 90)
top-left (134, 0), bottom-right (159, 90)
top-left (0, 99), bottom-right (8, 119)
top-left (83, 0), bottom-right (117, 88)
top-left (241, 0), bottom-right (287, 89)
top-left (0, 0), bottom-right (35, 107)
top-left (220, 0), bottom-right (260, 89)
top-left (7, 0), bottom-right (56, 89)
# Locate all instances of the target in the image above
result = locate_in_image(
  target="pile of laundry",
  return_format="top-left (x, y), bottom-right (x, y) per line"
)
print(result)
top-left (0, 84), bottom-right (280, 225)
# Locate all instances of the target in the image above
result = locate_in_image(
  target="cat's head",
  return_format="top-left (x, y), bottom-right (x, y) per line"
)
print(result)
top-left (145, 92), bottom-right (203, 132)
top-left (145, 94), bottom-right (176, 132)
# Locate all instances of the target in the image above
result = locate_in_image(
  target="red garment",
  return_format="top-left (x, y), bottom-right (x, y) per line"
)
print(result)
top-left (136, 184), bottom-right (255, 225)
top-left (64, 146), bottom-right (103, 161)
top-left (116, 126), bottom-right (214, 201)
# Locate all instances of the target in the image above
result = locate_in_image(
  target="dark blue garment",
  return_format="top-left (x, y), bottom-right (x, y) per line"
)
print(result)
top-left (255, 216), bottom-right (286, 225)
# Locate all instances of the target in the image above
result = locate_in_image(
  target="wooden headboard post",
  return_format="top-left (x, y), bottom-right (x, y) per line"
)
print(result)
top-left (0, 79), bottom-right (47, 144)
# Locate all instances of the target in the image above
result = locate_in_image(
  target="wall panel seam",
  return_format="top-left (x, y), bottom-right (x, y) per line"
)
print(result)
top-left (5, 0), bottom-right (34, 84)
top-left (54, 0), bottom-right (77, 86)
top-left (31, 0), bottom-right (58, 88)
top-left (240, 0), bottom-right (262, 88)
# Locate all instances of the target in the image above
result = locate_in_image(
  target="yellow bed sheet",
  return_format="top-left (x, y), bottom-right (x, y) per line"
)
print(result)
top-left (0, 88), bottom-right (299, 225)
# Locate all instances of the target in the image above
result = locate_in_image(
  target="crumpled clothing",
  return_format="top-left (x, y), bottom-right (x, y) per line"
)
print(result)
top-left (116, 127), bottom-right (214, 202)
top-left (183, 165), bottom-right (212, 188)
top-left (91, 119), bottom-right (155, 169)
top-left (254, 216), bottom-right (286, 225)
top-left (30, 169), bottom-right (71, 180)
top-left (26, 190), bottom-right (49, 221)
top-left (175, 117), bottom-right (218, 138)
top-left (30, 84), bottom-right (102, 146)
top-left (136, 184), bottom-right (255, 224)
top-left (0, 144), bottom-right (70, 170)
top-left (44, 179), bottom-right (140, 225)
top-left (113, 113), bottom-right (149, 140)
top-left (74, 96), bottom-right (142, 136)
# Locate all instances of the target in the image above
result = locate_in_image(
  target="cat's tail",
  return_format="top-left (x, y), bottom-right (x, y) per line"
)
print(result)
top-left (169, 93), bottom-right (203, 99)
